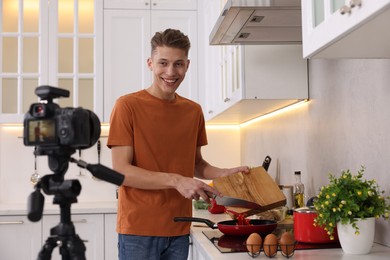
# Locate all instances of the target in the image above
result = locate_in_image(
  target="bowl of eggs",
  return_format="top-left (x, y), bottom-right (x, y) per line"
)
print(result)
top-left (245, 231), bottom-right (296, 258)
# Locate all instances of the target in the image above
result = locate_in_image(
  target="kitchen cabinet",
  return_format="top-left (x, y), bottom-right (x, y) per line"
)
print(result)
top-left (103, 1), bottom-right (198, 122)
top-left (0, 211), bottom-right (117, 260)
top-left (0, 215), bottom-right (41, 260)
top-left (42, 214), bottom-right (105, 260)
top-left (0, 0), bottom-right (104, 123)
top-left (104, 0), bottom-right (197, 10)
top-left (206, 45), bottom-right (308, 125)
top-left (104, 213), bottom-right (118, 259)
top-left (197, 0), bottom-right (223, 121)
top-left (198, 0), bottom-right (308, 124)
top-left (302, 0), bottom-right (390, 58)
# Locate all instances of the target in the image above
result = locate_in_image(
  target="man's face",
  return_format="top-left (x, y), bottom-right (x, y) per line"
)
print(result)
top-left (147, 46), bottom-right (190, 100)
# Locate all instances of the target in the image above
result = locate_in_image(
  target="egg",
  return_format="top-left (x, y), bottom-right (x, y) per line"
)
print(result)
top-left (246, 233), bottom-right (262, 255)
top-left (263, 233), bottom-right (278, 257)
top-left (279, 231), bottom-right (295, 257)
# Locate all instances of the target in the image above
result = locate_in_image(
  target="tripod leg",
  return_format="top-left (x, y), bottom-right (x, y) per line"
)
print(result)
top-left (38, 236), bottom-right (58, 260)
top-left (60, 234), bottom-right (86, 260)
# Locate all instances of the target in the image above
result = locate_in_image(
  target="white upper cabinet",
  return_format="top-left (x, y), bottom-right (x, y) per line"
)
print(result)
top-left (103, 1), bottom-right (198, 122)
top-left (104, 0), bottom-right (197, 10)
top-left (302, 0), bottom-right (390, 58)
top-left (0, 0), bottom-right (103, 123)
top-left (198, 0), bottom-right (308, 124)
top-left (206, 45), bottom-right (308, 125)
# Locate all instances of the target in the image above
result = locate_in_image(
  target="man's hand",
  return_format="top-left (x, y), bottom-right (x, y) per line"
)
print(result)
top-left (175, 176), bottom-right (221, 203)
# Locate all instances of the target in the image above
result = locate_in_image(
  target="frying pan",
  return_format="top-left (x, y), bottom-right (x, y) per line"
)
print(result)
top-left (174, 217), bottom-right (277, 236)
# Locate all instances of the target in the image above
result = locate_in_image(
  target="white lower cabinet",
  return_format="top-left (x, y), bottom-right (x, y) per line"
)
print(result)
top-left (104, 213), bottom-right (118, 259)
top-left (190, 235), bottom-right (208, 260)
top-left (42, 214), bottom-right (105, 260)
top-left (0, 213), bottom-right (116, 259)
top-left (0, 215), bottom-right (41, 260)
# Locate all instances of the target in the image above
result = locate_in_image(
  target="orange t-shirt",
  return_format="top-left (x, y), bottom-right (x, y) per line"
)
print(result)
top-left (107, 90), bottom-right (208, 236)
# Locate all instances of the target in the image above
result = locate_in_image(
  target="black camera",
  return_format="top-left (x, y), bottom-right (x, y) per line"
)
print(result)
top-left (23, 86), bottom-right (100, 150)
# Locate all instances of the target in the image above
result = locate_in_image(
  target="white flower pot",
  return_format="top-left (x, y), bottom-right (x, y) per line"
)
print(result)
top-left (336, 217), bottom-right (375, 255)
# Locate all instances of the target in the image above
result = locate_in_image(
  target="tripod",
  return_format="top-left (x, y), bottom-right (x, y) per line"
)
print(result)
top-left (29, 152), bottom-right (86, 260)
top-left (28, 148), bottom-right (124, 260)
top-left (38, 176), bottom-right (86, 260)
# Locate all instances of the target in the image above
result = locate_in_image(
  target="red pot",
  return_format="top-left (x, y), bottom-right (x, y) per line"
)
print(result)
top-left (293, 208), bottom-right (339, 244)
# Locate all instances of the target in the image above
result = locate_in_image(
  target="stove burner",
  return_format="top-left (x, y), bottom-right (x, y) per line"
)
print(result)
top-left (203, 230), bottom-right (341, 254)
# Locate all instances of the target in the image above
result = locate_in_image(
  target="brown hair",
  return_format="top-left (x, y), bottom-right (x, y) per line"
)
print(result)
top-left (151, 29), bottom-right (191, 57)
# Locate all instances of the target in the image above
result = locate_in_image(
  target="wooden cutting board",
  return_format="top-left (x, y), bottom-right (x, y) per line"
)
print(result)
top-left (213, 166), bottom-right (286, 211)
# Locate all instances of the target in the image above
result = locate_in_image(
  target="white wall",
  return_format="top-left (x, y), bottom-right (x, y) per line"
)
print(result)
top-left (240, 59), bottom-right (390, 246)
top-left (0, 125), bottom-right (240, 204)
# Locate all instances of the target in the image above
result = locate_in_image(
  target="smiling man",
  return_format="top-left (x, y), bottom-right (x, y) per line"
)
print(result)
top-left (107, 29), bottom-right (249, 260)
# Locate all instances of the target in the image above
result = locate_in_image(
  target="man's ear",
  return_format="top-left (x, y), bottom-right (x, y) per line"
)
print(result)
top-left (147, 58), bottom-right (153, 71)
top-left (186, 59), bottom-right (190, 71)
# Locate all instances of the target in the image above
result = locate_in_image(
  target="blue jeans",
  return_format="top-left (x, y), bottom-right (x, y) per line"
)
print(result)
top-left (118, 234), bottom-right (190, 260)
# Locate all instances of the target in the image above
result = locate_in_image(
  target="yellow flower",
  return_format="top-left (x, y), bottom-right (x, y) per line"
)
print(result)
top-left (355, 231), bottom-right (360, 235)
top-left (330, 235), bottom-right (334, 240)
top-left (348, 211), bottom-right (352, 215)
top-left (357, 191), bottom-right (362, 196)
top-left (332, 193), bottom-right (336, 197)
top-left (341, 200), bottom-right (346, 205)
top-left (385, 212), bottom-right (389, 218)
top-left (329, 223), bottom-right (333, 227)
top-left (332, 208), bottom-right (337, 212)
top-left (325, 201), bottom-right (329, 205)
top-left (326, 194), bottom-right (330, 199)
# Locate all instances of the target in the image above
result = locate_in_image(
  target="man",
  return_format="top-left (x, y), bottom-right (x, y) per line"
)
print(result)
top-left (107, 28), bottom-right (249, 260)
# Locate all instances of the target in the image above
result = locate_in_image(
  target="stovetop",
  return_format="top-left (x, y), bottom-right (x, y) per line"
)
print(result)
top-left (203, 230), bottom-right (341, 254)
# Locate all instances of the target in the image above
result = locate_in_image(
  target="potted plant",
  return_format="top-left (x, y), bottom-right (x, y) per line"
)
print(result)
top-left (313, 166), bottom-right (390, 254)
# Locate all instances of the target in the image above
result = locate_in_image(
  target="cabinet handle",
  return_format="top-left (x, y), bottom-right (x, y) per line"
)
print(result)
top-left (224, 98), bottom-right (230, 102)
top-left (145, 2), bottom-right (149, 5)
top-left (152, 2), bottom-right (157, 6)
top-left (73, 219), bottom-right (87, 224)
top-left (0, 221), bottom-right (24, 225)
top-left (349, 0), bottom-right (362, 8)
top-left (339, 5), bottom-right (351, 15)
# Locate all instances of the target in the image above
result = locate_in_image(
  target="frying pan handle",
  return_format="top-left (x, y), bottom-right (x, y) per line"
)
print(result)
top-left (173, 217), bottom-right (216, 229)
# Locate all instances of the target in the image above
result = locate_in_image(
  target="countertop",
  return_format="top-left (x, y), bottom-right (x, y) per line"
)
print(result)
top-left (0, 201), bottom-right (118, 215)
top-left (191, 209), bottom-right (390, 260)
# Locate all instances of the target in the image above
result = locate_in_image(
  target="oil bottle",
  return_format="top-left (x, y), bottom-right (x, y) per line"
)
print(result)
top-left (293, 171), bottom-right (305, 208)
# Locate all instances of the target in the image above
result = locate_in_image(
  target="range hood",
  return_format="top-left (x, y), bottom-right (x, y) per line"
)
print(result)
top-left (209, 0), bottom-right (302, 45)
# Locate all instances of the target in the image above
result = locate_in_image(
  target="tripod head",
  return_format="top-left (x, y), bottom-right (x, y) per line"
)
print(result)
top-left (27, 154), bottom-right (124, 222)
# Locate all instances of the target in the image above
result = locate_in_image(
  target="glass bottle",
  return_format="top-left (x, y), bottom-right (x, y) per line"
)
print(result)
top-left (294, 171), bottom-right (305, 208)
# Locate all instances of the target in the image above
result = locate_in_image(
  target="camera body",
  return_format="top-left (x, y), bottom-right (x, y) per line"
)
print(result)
top-left (23, 86), bottom-right (100, 150)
